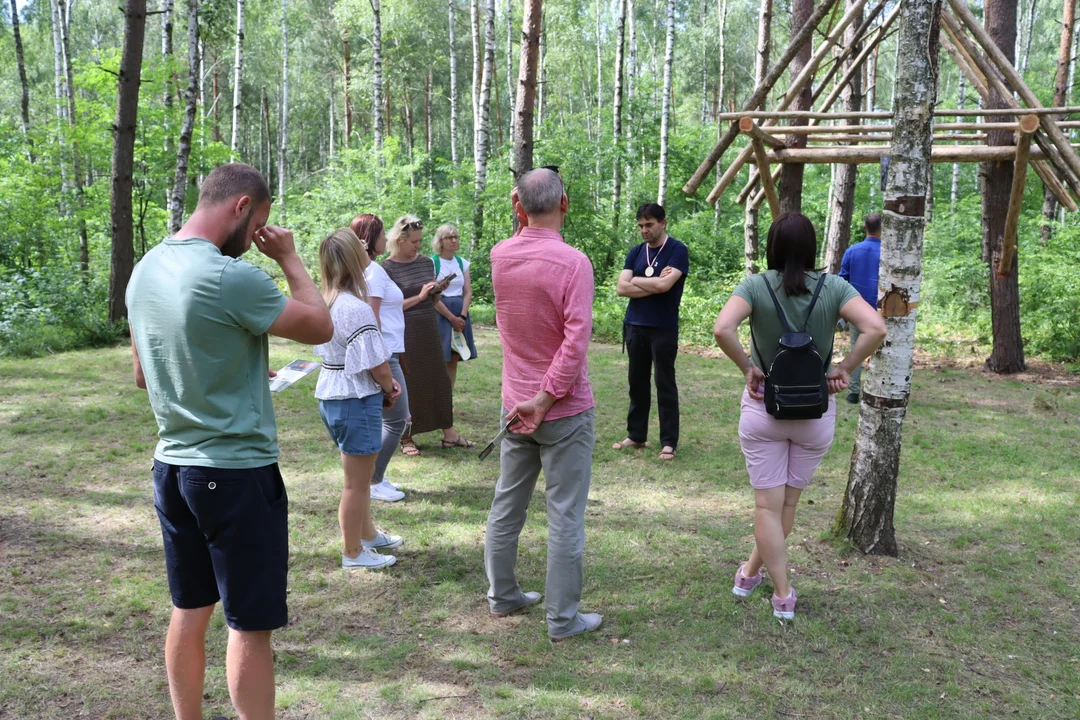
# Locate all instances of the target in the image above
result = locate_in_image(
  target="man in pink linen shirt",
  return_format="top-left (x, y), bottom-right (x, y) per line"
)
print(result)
top-left (484, 168), bottom-right (602, 639)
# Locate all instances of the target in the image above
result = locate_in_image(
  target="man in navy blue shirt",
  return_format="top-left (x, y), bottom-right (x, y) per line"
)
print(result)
top-left (614, 204), bottom-right (690, 460)
top-left (839, 213), bottom-right (882, 404)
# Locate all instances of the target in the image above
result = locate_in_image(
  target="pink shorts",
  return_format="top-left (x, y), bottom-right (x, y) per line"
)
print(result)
top-left (738, 389), bottom-right (836, 490)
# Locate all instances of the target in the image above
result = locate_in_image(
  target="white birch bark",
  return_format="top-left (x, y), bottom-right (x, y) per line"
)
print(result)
top-left (169, 0), bottom-right (200, 235)
top-left (506, 0), bottom-right (514, 140)
top-left (278, 0), bottom-right (288, 217)
top-left (596, 0), bottom-right (603, 118)
top-left (49, 0), bottom-right (69, 188)
top-left (656, 0), bottom-right (676, 205)
top-left (951, 74), bottom-right (964, 205)
top-left (744, 0), bottom-right (771, 274)
top-left (537, 8), bottom-right (546, 135)
top-left (372, 0), bottom-right (384, 150)
top-left (613, 0), bottom-right (627, 225)
top-left (471, 0), bottom-right (481, 153)
top-left (714, 0), bottom-right (728, 223)
top-left (628, 0), bottom-right (637, 101)
top-left (329, 74), bottom-right (336, 160)
top-left (163, 0), bottom-right (175, 111)
top-left (10, 0), bottom-right (32, 158)
top-left (840, 0), bottom-right (943, 556)
top-left (229, 0), bottom-right (244, 156)
top-left (472, 0), bottom-right (495, 246)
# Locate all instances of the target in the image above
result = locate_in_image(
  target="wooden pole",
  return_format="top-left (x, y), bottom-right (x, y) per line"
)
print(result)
top-left (1033, 158), bottom-right (1078, 210)
top-left (751, 138), bottom-right (781, 216)
top-left (684, 0), bottom-right (841, 194)
top-left (749, 144), bottom-right (1048, 163)
top-left (740, 117), bottom-right (786, 148)
top-left (946, 0), bottom-right (1080, 191)
top-left (805, 133), bottom-right (988, 142)
top-left (998, 114), bottom-right (1039, 274)
top-left (714, 106), bottom-right (1080, 121)
top-left (940, 33), bottom-right (989, 99)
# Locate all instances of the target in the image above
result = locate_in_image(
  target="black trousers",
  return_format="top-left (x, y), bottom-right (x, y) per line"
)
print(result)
top-left (625, 323), bottom-right (680, 449)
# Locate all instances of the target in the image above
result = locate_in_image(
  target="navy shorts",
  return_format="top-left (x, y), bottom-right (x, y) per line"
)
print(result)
top-left (319, 394), bottom-right (383, 456)
top-left (153, 460), bottom-right (289, 631)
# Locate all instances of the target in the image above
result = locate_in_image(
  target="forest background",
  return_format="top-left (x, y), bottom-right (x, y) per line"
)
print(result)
top-left (2, 0), bottom-right (1079, 367)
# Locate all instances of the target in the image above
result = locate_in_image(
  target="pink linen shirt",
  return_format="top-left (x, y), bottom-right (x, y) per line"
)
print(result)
top-left (490, 226), bottom-right (595, 421)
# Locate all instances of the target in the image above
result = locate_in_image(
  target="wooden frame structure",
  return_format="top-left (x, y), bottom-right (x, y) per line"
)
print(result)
top-left (683, 0), bottom-right (1080, 276)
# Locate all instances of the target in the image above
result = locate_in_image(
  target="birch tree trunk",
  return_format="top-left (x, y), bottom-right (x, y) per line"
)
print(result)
top-left (613, 0), bottom-right (628, 227)
top-left (983, 0), bottom-right (1025, 374)
top-left (513, 0), bottom-right (542, 178)
top-left (229, 0), bottom-right (244, 156)
top-left (506, 0), bottom-right (515, 140)
top-left (473, 0), bottom-right (495, 247)
top-left (163, 0), bottom-right (174, 110)
top-left (596, 0), bottom-right (603, 119)
top-left (628, 0), bottom-right (637, 101)
top-left (372, 0), bottom-right (384, 150)
top-left (109, 0), bottom-right (148, 322)
top-left (343, 27), bottom-right (352, 148)
top-left (824, 0), bottom-right (864, 274)
top-left (656, 0), bottom-right (676, 205)
top-left (1017, 0), bottom-right (1037, 77)
top-left (779, 0), bottom-right (813, 214)
top-left (329, 74), bottom-right (336, 159)
top-left (169, 0), bottom-right (200, 235)
top-left (49, 0), bottom-right (69, 189)
top-left (58, 0), bottom-right (90, 273)
top-left (10, 0), bottom-right (33, 160)
top-left (714, 0), bottom-right (728, 223)
top-left (278, 0), bottom-right (288, 217)
top-left (951, 75), bottom-right (964, 205)
top-left (1042, 0), bottom-right (1074, 241)
top-left (838, 0), bottom-right (942, 556)
top-left (744, 0), bottom-right (772, 275)
top-left (537, 8), bottom-right (546, 133)
top-left (471, 0), bottom-right (481, 154)
top-left (449, 0), bottom-right (460, 174)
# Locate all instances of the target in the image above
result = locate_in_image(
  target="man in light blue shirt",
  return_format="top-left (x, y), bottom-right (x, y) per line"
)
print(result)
top-left (839, 213), bottom-right (882, 403)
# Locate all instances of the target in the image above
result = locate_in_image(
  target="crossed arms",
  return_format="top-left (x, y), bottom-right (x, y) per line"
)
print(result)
top-left (616, 266), bottom-right (683, 298)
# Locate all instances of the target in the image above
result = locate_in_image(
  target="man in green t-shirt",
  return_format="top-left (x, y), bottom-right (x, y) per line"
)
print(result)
top-left (126, 163), bottom-right (332, 720)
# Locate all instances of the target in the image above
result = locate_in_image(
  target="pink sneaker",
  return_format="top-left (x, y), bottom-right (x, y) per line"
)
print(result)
top-left (772, 588), bottom-right (797, 621)
top-left (732, 563), bottom-right (763, 598)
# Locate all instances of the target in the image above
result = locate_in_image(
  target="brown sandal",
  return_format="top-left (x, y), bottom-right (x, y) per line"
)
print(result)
top-left (400, 437), bottom-right (420, 457)
top-left (441, 436), bottom-right (475, 448)
top-left (612, 438), bottom-right (647, 450)
top-left (658, 446), bottom-right (677, 460)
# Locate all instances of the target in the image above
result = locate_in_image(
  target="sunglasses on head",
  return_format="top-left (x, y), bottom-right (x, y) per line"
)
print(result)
top-left (405, 220), bottom-right (424, 230)
top-left (541, 165), bottom-right (560, 175)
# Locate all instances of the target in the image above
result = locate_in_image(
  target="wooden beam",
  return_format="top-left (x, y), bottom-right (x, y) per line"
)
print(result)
top-left (940, 8), bottom-right (1080, 201)
top-left (739, 117), bottom-right (786, 149)
top-left (805, 133), bottom-right (989, 142)
top-left (683, 0), bottom-right (841, 195)
top-left (1033, 158), bottom-right (1079, 211)
top-left (753, 144), bottom-right (1048, 163)
top-left (998, 114), bottom-right (1040, 275)
top-left (808, 0), bottom-right (890, 100)
top-left (751, 138), bottom-right (781, 217)
top-left (713, 106), bottom-right (1080, 121)
top-left (946, 0), bottom-right (1080, 195)
top-left (940, 33), bottom-right (989, 101)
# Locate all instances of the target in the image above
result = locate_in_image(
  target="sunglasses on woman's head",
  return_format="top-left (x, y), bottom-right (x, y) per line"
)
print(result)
top-left (405, 220), bottom-right (424, 230)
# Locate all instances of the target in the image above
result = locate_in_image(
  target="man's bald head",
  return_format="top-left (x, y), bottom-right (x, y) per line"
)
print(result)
top-left (517, 168), bottom-right (565, 215)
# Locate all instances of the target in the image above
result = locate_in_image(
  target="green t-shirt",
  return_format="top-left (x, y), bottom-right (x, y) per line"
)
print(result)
top-left (731, 269), bottom-right (861, 372)
top-left (126, 238), bottom-right (287, 468)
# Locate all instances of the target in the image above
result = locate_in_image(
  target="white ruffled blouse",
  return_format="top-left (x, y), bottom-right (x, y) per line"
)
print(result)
top-left (314, 292), bottom-right (391, 401)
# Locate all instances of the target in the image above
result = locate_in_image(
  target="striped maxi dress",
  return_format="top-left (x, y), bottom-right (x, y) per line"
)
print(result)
top-left (381, 256), bottom-right (454, 435)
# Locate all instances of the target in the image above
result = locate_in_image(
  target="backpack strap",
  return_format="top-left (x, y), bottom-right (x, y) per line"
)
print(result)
top-left (801, 273), bottom-right (829, 332)
top-left (455, 255), bottom-right (464, 273)
top-left (432, 255), bottom-right (441, 275)
top-left (761, 274), bottom-right (795, 334)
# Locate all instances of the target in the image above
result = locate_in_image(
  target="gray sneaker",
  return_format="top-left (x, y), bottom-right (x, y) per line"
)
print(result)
top-left (549, 612), bottom-right (603, 640)
top-left (362, 530), bottom-right (403, 550)
top-left (491, 591), bottom-right (542, 618)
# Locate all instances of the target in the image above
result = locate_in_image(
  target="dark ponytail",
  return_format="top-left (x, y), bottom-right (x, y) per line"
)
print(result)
top-left (764, 212), bottom-right (819, 296)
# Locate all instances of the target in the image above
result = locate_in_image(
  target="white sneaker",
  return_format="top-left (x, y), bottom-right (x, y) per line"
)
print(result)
top-left (370, 480), bottom-right (405, 502)
top-left (342, 548), bottom-right (396, 570)
top-left (362, 530), bottom-right (403, 550)
top-left (383, 478), bottom-right (401, 490)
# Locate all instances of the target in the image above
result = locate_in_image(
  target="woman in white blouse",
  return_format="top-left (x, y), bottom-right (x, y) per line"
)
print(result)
top-left (431, 224), bottom-right (478, 389)
top-left (314, 228), bottom-right (404, 569)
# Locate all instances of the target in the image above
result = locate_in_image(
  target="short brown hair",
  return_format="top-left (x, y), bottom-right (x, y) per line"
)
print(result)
top-left (197, 163), bottom-right (271, 208)
top-left (350, 214), bottom-right (385, 259)
top-left (864, 213), bottom-right (883, 235)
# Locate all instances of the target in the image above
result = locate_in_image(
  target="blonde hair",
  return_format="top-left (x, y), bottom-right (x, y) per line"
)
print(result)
top-left (432, 224), bottom-right (461, 255)
top-left (386, 214), bottom-right (423, 256)
top-left (319, 228), bottom-right (371, 308)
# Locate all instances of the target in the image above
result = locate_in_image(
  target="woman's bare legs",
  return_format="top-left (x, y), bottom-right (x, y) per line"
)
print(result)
top-left (743, 485), bottom-right (803, 599)
top-left (340, 452), bottom-right (378, 556)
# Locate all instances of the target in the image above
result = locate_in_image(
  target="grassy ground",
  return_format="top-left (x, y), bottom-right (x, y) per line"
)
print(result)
top-left (1, 329), bottom-right (1079, 719)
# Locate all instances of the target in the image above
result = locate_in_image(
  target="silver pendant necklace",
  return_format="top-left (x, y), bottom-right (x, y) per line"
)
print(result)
top-left (644, 237), bottom-right (668, 277)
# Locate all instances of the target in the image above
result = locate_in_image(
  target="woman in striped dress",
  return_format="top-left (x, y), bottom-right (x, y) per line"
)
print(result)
top-left (383, 215), bottom-right (473, 455)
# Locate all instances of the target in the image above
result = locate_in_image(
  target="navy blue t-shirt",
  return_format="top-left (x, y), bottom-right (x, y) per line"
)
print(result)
top-left (623, 237), bottom-right (690, 329)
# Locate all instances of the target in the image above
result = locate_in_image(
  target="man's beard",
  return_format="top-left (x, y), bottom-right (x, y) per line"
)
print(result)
top-left (221, 210), bottom-right (252, 258)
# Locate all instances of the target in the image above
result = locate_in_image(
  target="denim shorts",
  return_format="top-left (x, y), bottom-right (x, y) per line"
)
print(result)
top-left (153, 460), bottom-right (289, 631)
top-left (319, 394), bottom-right (383, 456)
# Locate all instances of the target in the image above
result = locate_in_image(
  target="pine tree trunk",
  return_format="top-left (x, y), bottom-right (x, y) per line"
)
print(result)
top-left (229, 0), bottom-right (244, 156)
top-left (838, 0), bottom-right (942, 556)
top-left (779, 0), bottom-right (813, 213)
top-left (262, 92), bottom-right (274, 190)
top-left (613, 0), bottom-right (627, 227)
top-left (951, 75), bottom-right (964, 205)
top-left (169, 0), bottom-right (200, 235)
top-left (744, 0), bottom-right (772, 275)
top-left (537, 8), bottom-right (546, 133)
top-left (1042, 0), bottom-right (1074, 241)
top-left (513, 0), bottom-right (541, 178)
top-left (372, 0), bottom-right (384, 150)
top-left (982, 0), bottom-right (1025, 374)
top-left (278, 0), bottom-right (288, 218)
top-left (473, 0), bottom-right (495, 247)
top-left (10, 0), bottom-right (34, 161)
top-left (343, 28), bottom-right (352, 148)
top-left (212, 54), bottom-right (222, 142)
top-left (824, 0), bottom-right (864, 274)
top-left (471, 0), bottom-right (481, 154)
top-left (109, 0), bottom-right (148, 322)
top-left (656, 0), bottom-right (676, 205)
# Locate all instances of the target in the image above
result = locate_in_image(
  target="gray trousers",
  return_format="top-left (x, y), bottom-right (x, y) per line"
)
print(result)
top-left (484, 408), bottom-right (595, 636)
top-left (372, 354), bottom-right (410, 485)
top-left (848, 327), bottom-right (863, 397)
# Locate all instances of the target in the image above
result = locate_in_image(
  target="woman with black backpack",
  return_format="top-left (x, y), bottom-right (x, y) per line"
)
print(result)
top-left (713, 213), bottom-right (886, 621)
